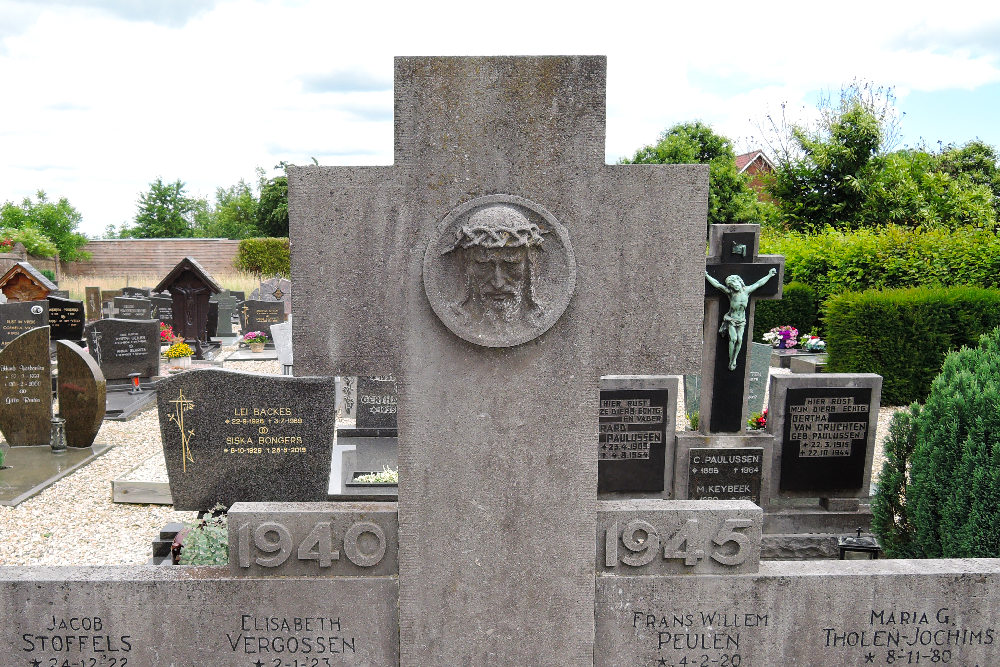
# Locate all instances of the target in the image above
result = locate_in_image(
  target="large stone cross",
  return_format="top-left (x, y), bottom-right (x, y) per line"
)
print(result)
top-left (290, 56), bottom-right (707, 665)
top-left (700, 224), bottom-right (784, 433)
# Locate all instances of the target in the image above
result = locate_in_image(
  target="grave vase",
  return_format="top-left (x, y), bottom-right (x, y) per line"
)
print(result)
top-left (173, 355), bottom-right (191, 369)
top-left (249, 342), bottom-right (265, 353)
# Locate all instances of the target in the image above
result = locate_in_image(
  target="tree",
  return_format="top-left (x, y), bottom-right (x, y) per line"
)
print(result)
top-left (257, 165), bottom-right (288, 237)
top-left (122, 177), bottom-right (201, 238)
top-left (620, 122), bottom-right (768, 228)
top-left (0, 190), bottom-right (90, 260)
top-left (936, 140), bottom-right (1000, 218)
top-left (193, 180), bottom-right (261, 239)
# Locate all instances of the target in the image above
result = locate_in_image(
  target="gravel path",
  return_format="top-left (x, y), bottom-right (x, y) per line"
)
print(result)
top-left (0, 360), bottom-right (901, 567)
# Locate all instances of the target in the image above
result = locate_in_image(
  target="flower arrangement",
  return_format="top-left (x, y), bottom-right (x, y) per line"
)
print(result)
top-left (165, 341), bottom-right (194, 359)
top-left (801, 335), bottom-right (826, 352)
top-left (747, 409), bottom-right (767, 430)
top-left (160, 322), bottom-right (176, 343)
top-left (242, 331), bottom-right (270, 346)
top-left (354, 466), bottom-right (399, 484)
top-left (763, 325), bottom-right (798, 349)
top-left (0, 238), bottom-right (13, 251)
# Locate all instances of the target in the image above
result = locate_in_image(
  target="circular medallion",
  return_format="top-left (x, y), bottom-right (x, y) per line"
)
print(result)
top-left (423, 194), bottom-right (577, 348)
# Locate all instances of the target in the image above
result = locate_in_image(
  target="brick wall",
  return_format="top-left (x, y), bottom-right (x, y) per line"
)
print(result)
top-left (62, 238), bottom-right (242, 277)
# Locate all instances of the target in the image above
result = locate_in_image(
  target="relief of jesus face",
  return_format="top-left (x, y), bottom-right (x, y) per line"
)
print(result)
top-left (466, 245), bottom-right (530, 320)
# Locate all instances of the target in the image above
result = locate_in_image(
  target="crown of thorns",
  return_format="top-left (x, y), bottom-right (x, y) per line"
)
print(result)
top-left (451, 221), bottom-right (546, 249)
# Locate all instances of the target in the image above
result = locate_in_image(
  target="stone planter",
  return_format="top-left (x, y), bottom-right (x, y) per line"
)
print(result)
top-left (172, 355), bottom-right (192, 369)
top-left (249, 342), bottom-right (265, 353)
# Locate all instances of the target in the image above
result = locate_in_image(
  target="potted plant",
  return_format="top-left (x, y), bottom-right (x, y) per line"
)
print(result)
top-left (160, 322), bottom-right (176, 346)
top-left (243, 331), bottom-right (269, 353)
top-left (763, 325), bottom-right (799, 349)
top-left (165, 340), bottom-right (194, 368)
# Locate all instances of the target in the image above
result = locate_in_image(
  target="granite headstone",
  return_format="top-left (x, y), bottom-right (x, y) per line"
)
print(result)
top-left (84, 286), bottom-right (101, 322)
top-left (239, 299), bottom-right (285, 340)
top-left (85, 318), bottom-right (160, 380)
top-left (271, 319), bottom-right (293, 374)
top-left (355, 376), bottom-right (397, 430)
top-left (46, 295), bottom-right (85, 341)
top-left (746, 341), bottom-right (772, 416)
top-left (250, 276), bottom-right (292, 315)
top-left (56, 339), bottom-right (106, 447)
top-left (0, 300), bottom-right (48, 347)
top-left (0, 326), bottom-right (53, 445)
top-left (120, 287), bottom-right (150, 298)
top-left (114, 296), bottom-right (153, 320)
top-left (150, 295), bottom-right (173, 328)
top-left (157, 368), bottom-right (336, 510)
top-left (687, 447), bottom-right (764, 503)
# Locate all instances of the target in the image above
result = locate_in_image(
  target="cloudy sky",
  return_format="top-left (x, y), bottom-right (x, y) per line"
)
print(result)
top-left (2, 0), bottom-right (999, 237)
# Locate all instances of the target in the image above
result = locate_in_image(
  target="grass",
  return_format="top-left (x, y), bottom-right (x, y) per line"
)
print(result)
top-left (59, 271), bottom-right (262, 301)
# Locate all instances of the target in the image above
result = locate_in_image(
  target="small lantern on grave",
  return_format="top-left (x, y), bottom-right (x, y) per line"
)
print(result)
top-left (129, 372), bottom-right (142, 394)
top-left (49, 417), bottom-right (67, 453)
top-left (838, 527), bottom-right (882, 560)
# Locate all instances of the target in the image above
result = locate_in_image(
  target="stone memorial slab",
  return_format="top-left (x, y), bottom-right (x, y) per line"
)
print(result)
top-left (598, 375), bottom-right (677, 495)
top-left (49, 289), bottom-right (69, 298)
top-left (157, 368), bottom-right (336, 510)
top-left (210, 291), bottom-right (237, 337)
top-left (230, 290), bottom-right (245, 302)
top-left (598, 500), bottom-right (761, 576)
top-left (0, 444), bottom-right (111, 506)
top-left (272, 319), bottom-right (293, 373)
top-left (768, 373), bottom-right (882, 500)
top-left (0, 326), bottom-right (52, 445)
top-left (84, 318), bottom-right (160, 380)
top-left (251, 276), bottom-right (292, 313)
top-left (100, 289), bottom-right (122, 316)
top-left (0, 299), bottom-right (48, 347)
top-left (56, 340), bottom-right (106, 448)
top-left (46, 295), bottom-right (84, 340)
top-left (746, 341), bottom-right (771, 416)
top-left (687, 447), bottom-right (764, 503)
top-left (291, 55), bottom-right (706, 664)
top-left (228, 501), bottom-right (398, 577)
top-left (84, 286), bottom-right (101, 321)
top-left (239, 299), bottom-right (285, 341)
top-left (114, 296), bottom-right (153, 320)
top-left (0, 567), bottom-right (400, 665)
top-left (120, 286), bottom-right (150, 298)
top-left (150, 294), bottom-right (173, 327)
top-left (355, 375), bottom-right (397, 430)
top-left (206, 300), bottom-right (219, 338)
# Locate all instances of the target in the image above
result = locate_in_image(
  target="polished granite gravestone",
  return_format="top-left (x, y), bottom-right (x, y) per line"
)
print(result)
top-left (250, 276), bottom-right (292, 314)
top-left (0, 299), bottom-right (48, 347)
top-left (84, 318), bottom-right (160, 381)
top-left (354, 376), bottom-right (397, 430)
top-left (157, 368), bottom-right (336, 511)
top-left (206, 300), bottom-right (218, 338)
top-left (239, 299), bottom-right (285, 341)
top-left (746, 341), bottom-right (772, 416)
top-left (0, 326), bottom-right (53, 446)
top-left (120, 286), bottom-right (151, 298)
top-left (598, 375), bottom-right (677, 497)
top-left (46, 295), bottom-right (84, 341)
top-left (84, 286), bottom-right (101, 321)
top-left (113, 296), bottom-right (153, 320)
top-left (150, 294), bottom-right (173, 327)
top-left (99, 288), bottom-right (122, 317)
top-left (291, 55), bottom-right (705, 664)
top-left (0, 443), bottom-right (111, 506)
top-left (210, 290), bottom-right (237, 337)
top-left (56, 340), bottom-right (106, 447)
top-left (687, 446), bottom-right (764, 502)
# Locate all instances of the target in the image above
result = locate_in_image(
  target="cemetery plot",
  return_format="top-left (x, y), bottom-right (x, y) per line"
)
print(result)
top-left (47, 296), bottom-right (84, 340)
top-left (85, 318), bottom-right (160, 381)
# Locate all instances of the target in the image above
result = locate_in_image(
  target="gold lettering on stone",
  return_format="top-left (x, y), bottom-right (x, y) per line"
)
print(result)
top-left (168, 389), bottom-right (196, 472)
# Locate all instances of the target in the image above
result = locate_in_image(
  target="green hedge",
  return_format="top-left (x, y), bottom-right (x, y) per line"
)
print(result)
top-left (872, 328), bottom-right (1000, 558)
top-left (753, 281), bottom-right (819, 341)
top-left (761, 225), bottom-right (1000, 303)
top-left (824, 286), bottom-right (1000, 405)
top-left (234, 237), bottom-right (290, 277)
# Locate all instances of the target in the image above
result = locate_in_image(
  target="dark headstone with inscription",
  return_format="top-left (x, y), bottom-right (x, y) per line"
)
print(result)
top-left (206, 300), bottom-right (219, 338)
top-left (598, 376), bottom-right (677, 495)
top-left (239, 299), bottom-right (285, 341)
top-left (687, 447), bottom-right (764, 503)
top-left (56, 339), bottom-right (106, 447)
top-left (746, 342), bottom-right (772, 416)
top-left (47, 295), bottom-right (85, 341)
top-left (157, 368), bottom-right (336, 510)
top-left (120, 287), bottom-right (151, 298)
top-left (250, 276), bottom-right (292, 315)
top-left (768, 374), bottom-right (882, 499)
top-left (0, 326), bottom-right (53, 445)
top-left (84, 286), bottom-right (101, 321)
top-left (0, 300), bottom-right (48, 348)
top-left (114, 296), bottom-right (153, 320)
top-left (84, 318), bottom-right (160, 380)
top-left (230, 290), bottom-right (245, 302)
top-left (355, 376), bottom-right (397, 430)
top-left (150, 295), bottom-right (173, 328)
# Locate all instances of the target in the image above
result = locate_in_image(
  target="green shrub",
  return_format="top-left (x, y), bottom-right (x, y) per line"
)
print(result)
top-left (753, 282), bottom-right (819, 341)
top-left (178, 510), bottom-right (228, 565)
top-left (234, 237), bottom-right (290, 277)
top-left (872, 328), bottom-right (1000, 558)
top-left (0, 226), bottom-right (59, 258)
top-left (40, 269), bottom-right (56, 282)
top-left (824, 287), bottom-right (1000, 404)
top-left (761, 225), bottom-right (1000, 304)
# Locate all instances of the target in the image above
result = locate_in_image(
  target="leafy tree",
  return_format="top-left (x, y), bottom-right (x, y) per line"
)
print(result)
top-left (620, 122), bottom-right (767, 228)
top-left (194, 180), bottom-right (261, 239)
top-left (0, 191), bottom-right (90, 260)
top-left (122, 177), bottom-right (200, 238)
top-left (936, 140), bottom-right (1000, 217)
top-left (257, 165), bottom-right (288, 237)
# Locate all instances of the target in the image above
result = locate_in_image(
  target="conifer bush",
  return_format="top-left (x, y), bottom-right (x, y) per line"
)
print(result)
top-left (872, 327), bottom-right (1000, 558)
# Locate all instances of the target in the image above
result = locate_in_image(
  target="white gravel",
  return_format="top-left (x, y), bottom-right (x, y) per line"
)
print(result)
top-left (1, 357), bottom-right (900, 567)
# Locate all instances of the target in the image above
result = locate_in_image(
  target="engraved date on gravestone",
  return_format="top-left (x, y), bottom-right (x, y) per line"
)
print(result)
top-left (629, 607), bottom-right (767, 667)
top-left (19, 615), bottom-right (132, 667)
top-left (1, 363), bottom-right (46, 406)
top-left (597, 501), bottom-right (761, 575)
top-left (228, 503), bottom-right (399, 577)
top-left (688, 448), bottom-right (763, 503)
top-left (821, 606), bottom-right (995, 666)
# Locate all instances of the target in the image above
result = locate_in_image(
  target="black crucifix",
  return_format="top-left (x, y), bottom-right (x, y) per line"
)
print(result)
top-left (700, 223), bottom-right (784, 433)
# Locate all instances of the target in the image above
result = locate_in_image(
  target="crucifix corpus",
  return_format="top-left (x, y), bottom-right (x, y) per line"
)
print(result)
top-left (290, 56), bottom-right (707, 664)
top-left (699, 224), bottom-right (784, 434)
